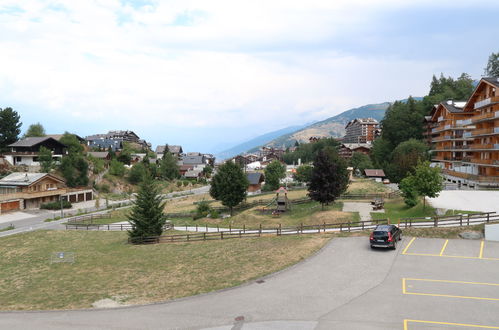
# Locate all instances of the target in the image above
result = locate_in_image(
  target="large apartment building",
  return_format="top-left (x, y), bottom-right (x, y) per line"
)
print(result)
top-left (429, 77), bottom-right (499, 188)
top-left (343, 118), bottom-right (380, 143)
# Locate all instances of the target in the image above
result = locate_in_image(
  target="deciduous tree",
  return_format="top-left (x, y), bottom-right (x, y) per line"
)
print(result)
top-left (264, 160), bottom-right (286, 190)
top-left (39, 146), bottom-right (53, 173)
top-left (24, 123), bottom-right (46, 137)
top-left (308, 148), bottom-right (349, 210)
top-left (210, 161), bottom-right (249, 216)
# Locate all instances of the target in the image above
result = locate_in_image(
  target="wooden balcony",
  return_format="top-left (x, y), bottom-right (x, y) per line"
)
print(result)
top-left (474, 96), bottom-right (499, 109)
top-left (443, 169), bottom-right (499, 184)
top-left (0, 188), bottom-right (67, 202)
top-left (472, 111), bottom-right (499, 123)
top-left (470, 159), bottom-right (499, 165)
top-left (469, 144), bottom-right (499, 150)
top-left (471, 127), bottom-right (499, 137)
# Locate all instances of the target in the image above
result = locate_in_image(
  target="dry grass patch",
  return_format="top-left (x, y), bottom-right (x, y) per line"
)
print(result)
top-left (0, 230), bottom-right (329, 311)
top-left (347, 179), bottom-right (390, 194)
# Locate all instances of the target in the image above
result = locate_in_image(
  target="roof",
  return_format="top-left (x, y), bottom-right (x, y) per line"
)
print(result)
top-left (246, 172), bottom-right (264, 185)
top-left (87, 151), bottom-right (109, 159)
top-left (441, 100), bottom-right (466, 113)
top-left (341, 143), bottom-right (372, 150)
top-left (179, 165), bottom-right (195, 171)
top-left (483, 77), bottom-right (499, 88)
top-left (46, 134), bottom-right (85, 142)
top-left (364, 169), bottom-right (386, 177)
top-left (182, 155), bottom-right (204, 165)
top-left (345, 118), bottom-right (379, 129)
top-left (155, 145), bottom-right (183, 154)
top-left (185, 169), bottom-right (202, 178)
top-left (0, 172), bottom-right (64, 186)
top-left (8, 137), bottom-right (66, 148)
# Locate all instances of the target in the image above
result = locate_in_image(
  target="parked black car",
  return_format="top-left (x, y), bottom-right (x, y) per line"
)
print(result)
top-left (370, 225), bottom-right (402, 249)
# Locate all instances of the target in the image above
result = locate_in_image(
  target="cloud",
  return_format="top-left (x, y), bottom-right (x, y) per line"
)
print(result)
top-left (0, 0), bottom-right (498, 151)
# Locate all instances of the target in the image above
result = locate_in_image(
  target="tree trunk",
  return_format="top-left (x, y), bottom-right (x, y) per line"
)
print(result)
top-left (423, 196), bottom-right (426, 209)
top-left (230, 206), bottom-right (233, 216)
top-left (321, 203), bottom-right (325, 211)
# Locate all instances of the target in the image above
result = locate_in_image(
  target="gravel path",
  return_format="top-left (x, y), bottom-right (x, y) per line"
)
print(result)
top-left (342, 202), bottom-right (385, 224)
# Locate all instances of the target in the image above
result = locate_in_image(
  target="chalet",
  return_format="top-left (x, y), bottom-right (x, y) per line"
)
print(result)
top-left (338, 143), bottom-right (372, 159)
top-left (156, 145), bottom-right (183, 160)
top-left (179, 164), bottom-right (195, 176)
top-left (4, 137), bottom-right (67, 167)
top-left (364, 169), bottom-right (386, 182)
top-left (246, 172), bottom-right (264, 194)
top-left (0, 172), bottom-right (93, 212)
top-left (86, 130), bottom-right (149, 151)
top-left (184, 168), bottom-right (203, 180)
top-left (87, 151), bottom-right (111, 161)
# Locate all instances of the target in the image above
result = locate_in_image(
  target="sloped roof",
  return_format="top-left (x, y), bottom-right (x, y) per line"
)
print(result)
top-left (483, 77), bottom-right (499, 88)
top-left (0, 172), bottom-right (64, 186)
top-left (8, 137), bottom-right (66, 148)
top-left (88, 151), bottom-right (109, 159)
top-left (246, 172), bottom-right (264, 185)
top-left (441, 100), bottom-right (465, 113)
top-left (364, 169), bottom-right (386, 177)
top-left (46, 134), bottom-right (85, 142)
top-left (155, 145), bottom-right (183, 154)
top-left (341, 143), bottom-right (372, 150)
top-left (182, 155), bottom-right (204, 165)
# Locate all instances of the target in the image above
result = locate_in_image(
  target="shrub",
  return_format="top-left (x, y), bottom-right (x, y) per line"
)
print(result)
top-left (193, 201), bottom-right (211, 220)
top-left (97, 183), bottom-right (110, 193)
top-left (183, 180), bottom-right (189, 187)
top-left (40, 200), bottom-right (72, 210)
top-left (210, 209), bottom-right (220, 219)
top-left (176, 181), bottom-right (182, 187)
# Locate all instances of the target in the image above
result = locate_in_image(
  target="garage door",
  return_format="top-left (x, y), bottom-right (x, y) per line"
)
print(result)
top-left (1, 200), bottom-right (20, 212)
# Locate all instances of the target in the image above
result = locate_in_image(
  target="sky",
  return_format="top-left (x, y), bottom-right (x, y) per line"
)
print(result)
top-left (1, 0), bottom-right (498, 153)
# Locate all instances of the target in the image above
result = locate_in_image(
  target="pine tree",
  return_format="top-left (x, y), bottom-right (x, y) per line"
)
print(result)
top-left (484, 52), bottom-right (499, 77)
top-left (0, 107), bottom-right (22, 152)
top-left (210, 161), bottom-right (249, 215)
top-left (128, 175), bottom-right (167, 242)
top-left (308, 148), bottom-right (349, 210)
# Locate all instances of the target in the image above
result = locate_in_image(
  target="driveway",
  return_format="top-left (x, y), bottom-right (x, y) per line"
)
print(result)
top-left (3, 236), bottom-right (498, 329)
top-left (428, 190), bottom-right (499, 214)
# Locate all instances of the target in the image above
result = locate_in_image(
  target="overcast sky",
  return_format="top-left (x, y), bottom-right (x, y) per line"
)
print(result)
top-left (1, 0), bottom-right (498, 153)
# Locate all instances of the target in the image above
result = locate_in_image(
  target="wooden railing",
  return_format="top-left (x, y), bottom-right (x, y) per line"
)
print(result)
top-left (0, 188), bottom-right (67, 202)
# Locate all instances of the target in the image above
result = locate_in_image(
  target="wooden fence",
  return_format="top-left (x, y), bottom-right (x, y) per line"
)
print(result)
top-left (66, 222), bottom-right (173, 231)
top-left (66, 213), bottom-right (111, 224)
top-left (129, 211), bottom-right (498, 244)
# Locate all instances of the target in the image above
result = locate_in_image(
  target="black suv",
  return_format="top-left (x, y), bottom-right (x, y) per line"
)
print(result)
top-left (370, 225), bottom-right (402, 249)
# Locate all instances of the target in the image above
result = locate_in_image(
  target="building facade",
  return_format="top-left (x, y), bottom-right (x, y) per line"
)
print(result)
top-left (429, 78), bottom-right (499, 188)
top-left (343, 118), bottom-right (380, 144)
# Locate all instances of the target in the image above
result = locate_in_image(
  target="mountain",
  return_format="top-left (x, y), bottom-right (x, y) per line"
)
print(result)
top-left (260, 102), bottom-right (391, 149)
top-left (214, 123), bottom-right (311, 160)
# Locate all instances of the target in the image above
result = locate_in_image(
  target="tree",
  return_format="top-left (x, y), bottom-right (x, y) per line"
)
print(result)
top-left (308, 148), bottom-right (349, 210)
top-left (350, 152), bottom-right (373, 175)
top-left (128, 162), bottom-right (148, 184)
top-left (109, 159), bottom-right (126, 177)
top-left (484, 52), bottom-right (499, 77)
top-left (60, 154), bottom-right (88, 187)
top-left (399, 175), bottom-right (419, 207)
top-left (38, 146), bottom-right (53, 173)
top-left (404, 161), bottom-right (444, 209)
top-left (0, 107), bottom-right (22, 152)
top-left (209, 161), bottom-right (249, 216)
top-left (60, 132), bottom-right (84, 154)
top-left (202, 165), bottom-right (213, 178)
top-left (293, 164), bottom-right (313, 183)
top-left (87, 154), bottom-right (105, 174)
top-left (159, 151), bottom-right (179, 180)
top-left (24, 123), bottom-right (46, 137)
top-left (389, 139), bottom-right (428, 183)
top-left (128, 175), bottom-right (167, 242)
top-left (264, 160), bottom-right (286, 190)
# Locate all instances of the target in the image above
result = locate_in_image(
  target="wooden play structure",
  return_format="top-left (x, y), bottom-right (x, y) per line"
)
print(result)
top-left (275, 187), bottom-right (291, 212)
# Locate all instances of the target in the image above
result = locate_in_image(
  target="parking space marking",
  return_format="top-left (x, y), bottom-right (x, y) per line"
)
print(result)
top-left (404, 319), bottom-right (499, 329)
top-left (402, 238), bottom-right (499, 261)
top-left (439, 240), bottom-right (449, 256)
top-left (402, 278), bottom-right (499, 301)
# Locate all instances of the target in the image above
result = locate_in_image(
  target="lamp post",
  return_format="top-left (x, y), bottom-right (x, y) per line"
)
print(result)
top-left (60, 195), bottom-right (64, 218)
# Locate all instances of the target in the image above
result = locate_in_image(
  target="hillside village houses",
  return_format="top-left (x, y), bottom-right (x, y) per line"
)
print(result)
top-left (86, 130), bottom-right (150, 151)
top-left (426, 77), bottom-right (499, 188)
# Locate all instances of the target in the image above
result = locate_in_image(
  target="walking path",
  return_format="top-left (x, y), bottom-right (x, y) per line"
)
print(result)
top-left (342, 202), bottom-right (385, 224)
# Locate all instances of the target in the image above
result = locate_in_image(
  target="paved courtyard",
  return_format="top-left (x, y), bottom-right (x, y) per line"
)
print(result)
top-left (1, 236), bottom-right (499, 329)
top-left (428, 190), bottom-right (499, 214)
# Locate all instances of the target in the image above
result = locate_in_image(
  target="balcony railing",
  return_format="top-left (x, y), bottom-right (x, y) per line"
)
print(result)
top-left (469, 144), bottom-right (499, 150)
top-left (0, 188), bottom-right (67, 202)
top-left (474, 96), bottom-right (499, 109)
top-left (471, 127), bottom-right (499, 137)
top-left (470, 159), bottom-right (499, 165)
top-left (438, 116), bottom-right (445, 122)
top-left (442, 169), bottom-right (499, 184)
top-left (456, 119), bottom-right (473, 126)
top-left (472, 111), bottom-right (499, 123)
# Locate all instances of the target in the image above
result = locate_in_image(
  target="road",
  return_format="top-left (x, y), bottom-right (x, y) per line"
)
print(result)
top-left (0, 185), bottom-right (210, 238)
top-left (2, 236), bottom-right (498, 329)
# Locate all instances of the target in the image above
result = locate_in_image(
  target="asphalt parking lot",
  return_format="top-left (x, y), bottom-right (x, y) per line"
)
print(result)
top-left (1, 236), bottom-right (499, 329)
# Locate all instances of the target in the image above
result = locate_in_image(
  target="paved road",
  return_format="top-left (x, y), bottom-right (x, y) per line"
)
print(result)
top-left (3, 237), bottom-right (498, 329)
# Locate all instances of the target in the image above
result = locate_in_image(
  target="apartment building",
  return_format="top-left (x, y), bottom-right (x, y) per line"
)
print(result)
top-left (429, 77), bottom-right (499, 188)
top-left (343, 118), bottom-right (380, 144)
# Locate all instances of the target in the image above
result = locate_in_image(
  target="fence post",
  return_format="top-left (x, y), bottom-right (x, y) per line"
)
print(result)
top-left (361, 221), bottom-right (364, 230)
top-left (318, 224), bottom-right (320, 233)
top-left (324, 222), bottom-right (326, 233)
top-left (340, 224), bottom-right (342, 232)
top-left (196, 224), bottom-right (198, 232)
top-left (279, 223), bottom-right (281, 235)
top-left (187, 234), bottom-right (190, 241)
top-left (229, 224), bottom-right (232, 233)
top-left (108, 224), bottom-right (110, 230)
top-left (460, 214), bottom-right (463, 226)
top-left (259, 224), bottom-right (262, 236)
top-left (301, 223), bottom-right (303, 234)
top-left (434, 217), bottom-right (438, 227)
top-left (87, 224), bottom-right (89, 231)
top-left (121, 224), bottom-right (123, 231)
top-left (348, 222), bottom-right (351, 232)
top-left (206, 224), bottom-right (208, 232)
top-left (185, 224), bottom-right (187, 232)
top-left (487, 213), bottom-right (490, 223)
top-left (467, 214), bottom-right (470, 226)
top-left (204, 232), bottom-right (206, 240)
top-left (239, 230), bottom-right (242, 238)
top-left (221, 232), bottom-right (224, 240)
top-left (243, 224), bottom-right (246, 234)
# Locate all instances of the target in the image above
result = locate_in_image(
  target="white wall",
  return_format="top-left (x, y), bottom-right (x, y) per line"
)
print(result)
top-left (485, 224), bottom-right (499, 242)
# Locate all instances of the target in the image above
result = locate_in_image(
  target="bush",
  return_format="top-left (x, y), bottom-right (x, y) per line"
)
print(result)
top-left (210, 209), bottom-right (220, 219)
top-left (183, 180), bottom-right (189, 187)
top-left (176, 181), bottom-right (182, 187)
top-left (40, 200), bottom-right (72, 210)
top-left (96, 183), bottom-right (110, 193)
top-left (193, 201), bottom-right (211, 220)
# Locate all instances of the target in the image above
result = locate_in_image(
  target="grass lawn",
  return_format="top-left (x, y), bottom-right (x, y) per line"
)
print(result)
top-left (167, 201), bottom-right (359, 229)
top-left (370, 198), bottom-right (437, 223)
top-left (346, 178), bottom-right (390, 195)
top-left (0, 230), bottom-right (330, 310)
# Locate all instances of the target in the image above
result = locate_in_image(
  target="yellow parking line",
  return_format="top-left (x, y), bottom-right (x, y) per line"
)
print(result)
top-left (402, 237), bottom-right (416, 254)
top-left (405, 319), bottom-right (499, 329)
top-left (479, 240), bottom-right (485, 259)
top-left (439, 239), bottom-right (449, 256)
top-left (402, 278), bottom-right (499, 301)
